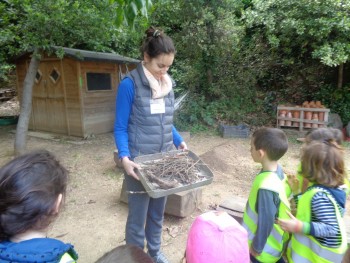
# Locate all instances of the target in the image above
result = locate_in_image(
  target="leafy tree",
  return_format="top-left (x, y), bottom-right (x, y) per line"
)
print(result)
top-left (243, 0), bottom-right (350, 66)
top-left (1, 0), bottom-right (152, 155)
top-left (241, 0), bottom-right (350, 122)
top-left (150, 0), bottom-right (265, 129)
top-left (149, 0), bottom-right (350, 129)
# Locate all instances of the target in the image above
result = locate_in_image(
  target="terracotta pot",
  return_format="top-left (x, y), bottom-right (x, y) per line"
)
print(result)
top-left (312, 113), bottom-right (319, 128)
top-left (302, 101), bottom-right (309, 107)
top-left (292, 108), bottom-right (300, 127)
top-left (293, 110), bottom-right (300, 118)
top-left (305, 111), bottom-right (312, 119)
top-left (315, 101), bottom-right (322, 107)
top-left (318, 112), bottom-right (324, 121)
top-left (279, 113), bottom-right (285, 126)
top-left (285, 111), bottom-right (292, 126)
top-left (304, 111), bottom-right (312, 128)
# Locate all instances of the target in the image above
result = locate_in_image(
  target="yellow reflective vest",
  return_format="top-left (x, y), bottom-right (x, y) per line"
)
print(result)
top-left (287, 187), bottom-right (347, 263)
top-left (242, 171), bottom-right (290, 263)
top-left (59, 252), bottom-right (76, 263)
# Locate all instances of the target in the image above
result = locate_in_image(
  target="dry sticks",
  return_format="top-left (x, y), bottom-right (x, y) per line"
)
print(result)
top-left (139, 152), bottom-right (201, 190)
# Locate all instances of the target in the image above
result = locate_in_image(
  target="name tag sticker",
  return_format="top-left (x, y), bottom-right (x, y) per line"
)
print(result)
top-left (150, 98), bottom-right (165, 114)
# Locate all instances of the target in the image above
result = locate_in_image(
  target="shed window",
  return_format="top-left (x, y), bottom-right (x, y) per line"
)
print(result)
top-left (86, 73), bottom-right (112, 91)
top-left (49, 68), bottom-right (60, 83)
top-left (35, 70), bottom-right (42, 83)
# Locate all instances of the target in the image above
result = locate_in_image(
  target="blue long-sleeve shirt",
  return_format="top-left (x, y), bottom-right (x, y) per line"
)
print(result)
top-left (114, 77), bottom-right (183, 159)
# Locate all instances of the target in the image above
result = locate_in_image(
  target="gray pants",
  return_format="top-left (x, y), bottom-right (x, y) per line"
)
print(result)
top-left (124, 173), bottom-right (167, 257)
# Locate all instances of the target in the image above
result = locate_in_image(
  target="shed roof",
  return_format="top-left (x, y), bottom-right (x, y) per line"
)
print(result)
top-left (14, 47), bottom-right (140, 64)
top-left (55, 47), bottom-right (140, 64)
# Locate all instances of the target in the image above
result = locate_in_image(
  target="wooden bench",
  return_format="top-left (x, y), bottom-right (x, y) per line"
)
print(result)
top-left (217, 196), bottom-right (246, 224)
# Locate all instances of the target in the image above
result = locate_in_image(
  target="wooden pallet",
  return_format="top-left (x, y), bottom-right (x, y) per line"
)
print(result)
top-left (277, 106), bottom-right (330, 132)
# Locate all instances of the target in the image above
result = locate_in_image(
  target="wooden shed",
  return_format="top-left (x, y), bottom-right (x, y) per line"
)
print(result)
top-left (15, 47), bottom-right (139, 137)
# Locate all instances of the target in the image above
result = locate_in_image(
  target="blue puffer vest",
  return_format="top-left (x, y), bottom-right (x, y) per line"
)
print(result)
top-left (127, 64), bottom-right (175, 159)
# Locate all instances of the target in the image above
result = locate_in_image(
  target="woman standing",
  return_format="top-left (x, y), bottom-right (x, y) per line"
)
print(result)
top-left (114, 26), bottom-right (187, 263)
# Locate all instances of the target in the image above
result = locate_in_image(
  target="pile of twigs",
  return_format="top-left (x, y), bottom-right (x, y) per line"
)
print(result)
top-left (140, 152), bottom-right (201, 190)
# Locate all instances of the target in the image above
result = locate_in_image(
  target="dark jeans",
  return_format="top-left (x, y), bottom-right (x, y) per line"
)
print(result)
top-left (250, 254), bottom-right (285, 263)
top-left (124, 174), bottom-right (167, 257)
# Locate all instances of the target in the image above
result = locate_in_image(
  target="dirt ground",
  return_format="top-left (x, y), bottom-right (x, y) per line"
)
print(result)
top-left (0, 125), bottom-right (349, 263)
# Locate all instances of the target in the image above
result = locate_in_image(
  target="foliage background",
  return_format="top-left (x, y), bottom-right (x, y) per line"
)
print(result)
top-left (121, 0), bottom-right (350, 131)
top-left (1, 0), bottom-right (350, 132)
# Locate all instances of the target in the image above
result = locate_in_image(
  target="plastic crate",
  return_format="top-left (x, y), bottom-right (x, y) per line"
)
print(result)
top-left (0, 116), bottom-right (19, 126)
top-left (219, 124), bottom-right (250, 138)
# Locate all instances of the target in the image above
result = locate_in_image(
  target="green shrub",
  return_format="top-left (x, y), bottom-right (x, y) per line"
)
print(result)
top-left (314, 84), bottom-right (350, 125)
top-left (174, 90), bottom-right (273, 133)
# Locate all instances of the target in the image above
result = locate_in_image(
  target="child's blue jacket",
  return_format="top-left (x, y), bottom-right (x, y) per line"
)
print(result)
top-left (0, 238), bottom-right (78, 263)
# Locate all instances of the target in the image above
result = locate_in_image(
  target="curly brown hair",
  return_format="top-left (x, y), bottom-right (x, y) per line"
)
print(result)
top-left (301, 140), bottom-right (345, 187)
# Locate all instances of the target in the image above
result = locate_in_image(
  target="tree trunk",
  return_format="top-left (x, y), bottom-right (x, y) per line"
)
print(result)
top-left (337, 63), bottom-right (343, 89)
top-left (14, 50), bottom-right (40, 155)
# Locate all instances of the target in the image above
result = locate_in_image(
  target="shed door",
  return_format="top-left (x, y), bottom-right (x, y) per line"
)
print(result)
top-left (32, 60), bottom-right (67, 134)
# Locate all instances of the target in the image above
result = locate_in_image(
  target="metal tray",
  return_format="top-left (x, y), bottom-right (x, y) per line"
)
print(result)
top-left (134, 150), bottom-right (213, 198)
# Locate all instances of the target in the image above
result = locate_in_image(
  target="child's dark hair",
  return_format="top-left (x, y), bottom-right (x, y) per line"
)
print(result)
top-left (252, 127), bottom-right (288, 161)
top-left (301, 140), bottom-right (345, 187)
top-left (140, 26), bottom-right (176, 59)
top-left (0, 150), bottom-right (68, 241)
top-left (305, 127), bottom-right (343, 145)
top-left (95, 244), bottom-right (153, 263)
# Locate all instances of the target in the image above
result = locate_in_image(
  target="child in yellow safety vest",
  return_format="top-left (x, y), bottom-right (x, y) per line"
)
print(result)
top-left (287, 127), bottom-right (349, 196)
top-left (0, 150), bottom-right (78, 263)
top-left (242, 127), bottom-right (290, 263)
top-left (278, 140), bottom-right (348, 263)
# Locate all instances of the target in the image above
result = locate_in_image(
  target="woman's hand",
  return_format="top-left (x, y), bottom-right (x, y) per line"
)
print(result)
top-left (122, 157), bottom-right (141, 180)
top-left (277, 211), bottom-right (303, 233)
top-left (178, 141), bottom-right (188, 151)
